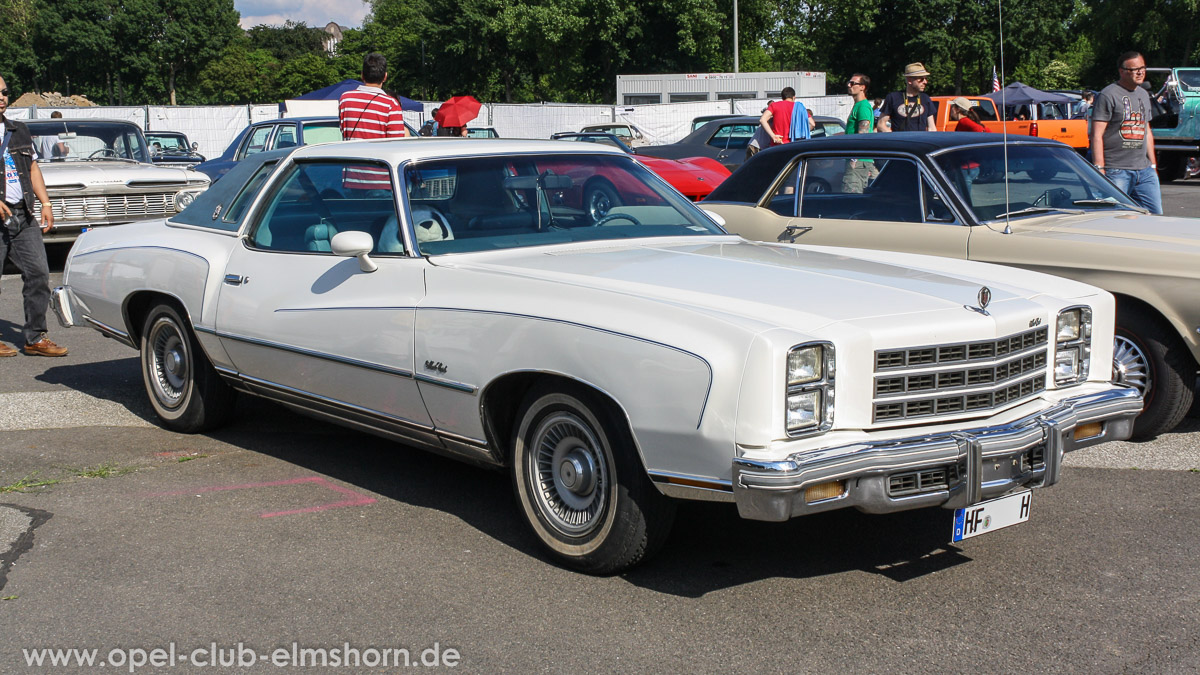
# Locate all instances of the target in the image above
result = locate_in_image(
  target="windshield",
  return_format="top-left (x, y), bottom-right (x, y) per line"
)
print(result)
top-left (405, 154), bottom-right (724, 255)
top-left (28, 120), bottom-right (151, 163)
top-left (1176, 69), bottom-right (1200, 91)
top-left (146, 134), bottom-right (189, 153)
top-left (933, 144), bottom-right (1140, 221)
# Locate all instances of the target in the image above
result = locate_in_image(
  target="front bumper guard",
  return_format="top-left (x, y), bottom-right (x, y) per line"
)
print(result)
top-left (733, 386), bottom-right (1142, 522)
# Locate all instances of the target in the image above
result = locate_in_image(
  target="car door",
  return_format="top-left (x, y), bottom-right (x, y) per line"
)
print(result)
top-left (237, 124), bottom-right (275, 161)
top-left (749, 154), bottom-right (970, 258)
top-left (707, 122), bottom-right (756, 169)
top-left (215, 157), bottom-right (435, 439)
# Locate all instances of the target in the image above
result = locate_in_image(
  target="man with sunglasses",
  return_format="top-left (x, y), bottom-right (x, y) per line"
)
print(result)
top-left (1091, 51), bottom-right (1161, 214)
top-left (0, 75), bottom-right (67, 357)
top-left (878, 63), bottom-right (937, 132)
top-left (842, 74), bottom-right (877, 192)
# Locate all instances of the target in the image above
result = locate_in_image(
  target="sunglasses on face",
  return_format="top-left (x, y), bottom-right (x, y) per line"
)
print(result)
top-left (1121, 66), bottom-right (1146, 74)
top-left (847, 81), bottom-right (864, 86)
top-left (0, 89), bottom-right (9, 97)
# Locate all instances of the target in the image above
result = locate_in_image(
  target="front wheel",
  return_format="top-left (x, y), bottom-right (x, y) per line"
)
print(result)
top-left (1114, 305), bottom-right (1195, 438)
top-left (511, 384), bottom-right (675, 574)
top-left (141, 303), bottom-right (236, 433)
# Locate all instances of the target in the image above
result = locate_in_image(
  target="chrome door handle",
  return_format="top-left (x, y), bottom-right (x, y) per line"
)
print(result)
top-left (224, 274), bottom-right (248, 286)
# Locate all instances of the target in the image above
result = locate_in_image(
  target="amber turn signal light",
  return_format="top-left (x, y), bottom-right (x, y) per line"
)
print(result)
top-left (1074, 422), bottom-right (1103, 440)
top-left (804, 480), bottom-right (846, 503)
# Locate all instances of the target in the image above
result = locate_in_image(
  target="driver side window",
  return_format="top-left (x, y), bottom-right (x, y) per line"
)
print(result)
top-left (797, 157), bottom-right (923, 222)
top-left (247, 160), bottom-right (399, 254)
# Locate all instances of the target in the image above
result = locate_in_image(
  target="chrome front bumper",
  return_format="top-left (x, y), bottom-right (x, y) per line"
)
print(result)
top-left (733, 386), bottom-right (1142, 522)
top-left (50, 285), bottom-right (80, 328)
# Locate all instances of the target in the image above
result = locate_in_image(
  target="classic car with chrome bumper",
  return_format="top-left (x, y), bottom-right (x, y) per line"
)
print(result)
top-left (51, 139), bottom-right (1143, 574)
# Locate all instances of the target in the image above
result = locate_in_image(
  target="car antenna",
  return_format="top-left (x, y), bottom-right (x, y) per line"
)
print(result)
top-left (998, 0), bottom-right (1012, 234)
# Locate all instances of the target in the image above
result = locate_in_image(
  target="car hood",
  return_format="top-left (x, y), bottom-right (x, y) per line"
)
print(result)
top-left (1014, 210), bottom-right (1199, 244)
top-left (38, 161), bottom-right (207, 188)
top-left (440, 238), bottom-right (1095, 330)
top-left (637, 156), bottom-right (729, 193)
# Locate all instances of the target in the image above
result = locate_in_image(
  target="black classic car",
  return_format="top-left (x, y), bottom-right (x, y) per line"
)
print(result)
top-left (146, 131), bottom-right (206, 168)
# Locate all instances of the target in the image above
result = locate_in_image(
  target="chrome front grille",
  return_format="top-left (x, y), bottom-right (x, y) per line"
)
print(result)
top-left (44, 192), bottom-right (177, 223)
top-left (873, 327), bottom-right (1049, 424)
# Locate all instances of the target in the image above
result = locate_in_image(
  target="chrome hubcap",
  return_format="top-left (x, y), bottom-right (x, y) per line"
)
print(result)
top-left (530, 412), bottom-right (608, 536)
top-left (149, 319), bottom-right (189, 409)
top-left (1113, 335), bottom-right (1151, 397)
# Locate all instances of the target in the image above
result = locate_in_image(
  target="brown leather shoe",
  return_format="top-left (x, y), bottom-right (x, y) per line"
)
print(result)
top-left (0, 342), bottom-right (17, 357)
top-left (23, 338), bottom-right (68, 357)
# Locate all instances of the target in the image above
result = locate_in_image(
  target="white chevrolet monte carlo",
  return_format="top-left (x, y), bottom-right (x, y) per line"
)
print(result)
top-left (52, 139), bottom-right (1142, 573)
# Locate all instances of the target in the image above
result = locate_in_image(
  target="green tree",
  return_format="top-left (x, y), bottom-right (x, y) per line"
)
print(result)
top-left (195, 41), bottom-right (281, 103)
top-left (247, 21), bottom-right (327, 62)
top-left (276, 52), bottom-right (342, 98)
top-left (1, 0), bottom-right (40, 94)
top-left (120, 0), bottom-right (242, 104)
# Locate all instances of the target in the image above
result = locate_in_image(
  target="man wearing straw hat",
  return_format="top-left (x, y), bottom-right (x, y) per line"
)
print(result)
top-left (879, 63), bottom-right (937, 132)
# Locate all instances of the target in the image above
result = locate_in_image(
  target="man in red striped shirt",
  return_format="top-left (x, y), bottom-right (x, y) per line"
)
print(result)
top-left (339, 52), bottom-right (405, 190)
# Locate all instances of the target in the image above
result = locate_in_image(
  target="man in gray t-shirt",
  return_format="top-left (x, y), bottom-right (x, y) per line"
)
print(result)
top-left (1090, 51), bottom-right (1161, 214)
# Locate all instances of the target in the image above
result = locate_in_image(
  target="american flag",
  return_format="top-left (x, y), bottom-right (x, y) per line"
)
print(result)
top-left (992, 66), bottom-right (1001, 92)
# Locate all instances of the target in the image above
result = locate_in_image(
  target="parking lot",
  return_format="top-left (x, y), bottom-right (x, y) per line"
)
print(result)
top-left (1, 181), bottom-right (1199, 672)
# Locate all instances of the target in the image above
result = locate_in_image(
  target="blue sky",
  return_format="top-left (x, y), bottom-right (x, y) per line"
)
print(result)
top-left (235, 0), bottom-right (371, 29)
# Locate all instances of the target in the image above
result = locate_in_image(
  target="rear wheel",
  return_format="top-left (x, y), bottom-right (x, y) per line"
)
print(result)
top-left (511, 384), bottom-right (675, 574)
top-left (140, 303), bottom-right (236, 433)
top-left (584, 180), bottom-right (621, 222)
top-left (1114, 305), bottom-right (1194, 438)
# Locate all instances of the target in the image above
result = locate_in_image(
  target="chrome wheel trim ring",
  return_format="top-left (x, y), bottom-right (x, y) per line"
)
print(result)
top-left (528, 411), bottom-right (609, 537)
top-left (1113, 335), bottom-right (1151, 398)
top-left (148, 318), bottom-right (190, 409)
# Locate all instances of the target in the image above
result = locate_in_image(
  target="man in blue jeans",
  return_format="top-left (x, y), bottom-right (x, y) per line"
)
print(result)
top-left (1090, 51), bottom-right (1162, 214)
top-left (0, 75), bottom-right (68, 358)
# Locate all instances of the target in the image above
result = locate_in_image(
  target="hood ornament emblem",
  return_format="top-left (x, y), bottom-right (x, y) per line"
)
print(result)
top-left (965, 286), bottom-right (992, 316)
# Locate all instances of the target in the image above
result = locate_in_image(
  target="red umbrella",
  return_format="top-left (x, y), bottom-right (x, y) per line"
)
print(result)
top-left (434, 95), bottom-right (483, 127)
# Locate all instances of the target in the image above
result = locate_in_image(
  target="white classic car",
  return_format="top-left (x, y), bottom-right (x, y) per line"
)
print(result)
top-left (52, 139), bottom-right (1142, 573)
top-left (28, 118), bottom-right (209, 244)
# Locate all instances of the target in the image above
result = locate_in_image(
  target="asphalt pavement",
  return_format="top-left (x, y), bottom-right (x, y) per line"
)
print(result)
top-left (1, 185), bottom-right (1199, 672)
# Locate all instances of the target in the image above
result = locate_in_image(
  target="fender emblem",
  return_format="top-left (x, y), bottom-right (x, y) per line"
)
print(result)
top-left (1029, 317), bottom-right (1042, 328)
top-left (424, 360), bottom-right (447, 374)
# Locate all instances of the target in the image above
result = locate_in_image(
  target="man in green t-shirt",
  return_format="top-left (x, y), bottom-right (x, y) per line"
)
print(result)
top-left (842, 73), bottom-right (876, 192)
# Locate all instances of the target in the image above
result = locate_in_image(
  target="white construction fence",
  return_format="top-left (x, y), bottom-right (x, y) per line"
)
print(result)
top-left (8, 96), bottom-right (852, 159)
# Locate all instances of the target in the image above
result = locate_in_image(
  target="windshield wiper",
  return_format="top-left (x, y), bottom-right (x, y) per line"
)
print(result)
top-left (993, 206), bottom-right (1080, 220)
top-left (1072, 198), bottom-right (1142, 211)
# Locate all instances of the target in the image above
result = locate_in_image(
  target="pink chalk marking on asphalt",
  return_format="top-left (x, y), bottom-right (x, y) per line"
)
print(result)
top-left (147, 476), bottom-right (376, 518)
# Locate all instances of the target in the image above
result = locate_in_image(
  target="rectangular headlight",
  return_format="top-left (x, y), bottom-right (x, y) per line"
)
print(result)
top-left (785, 342), bottom-right (835, 436)
top-left (787, 345), bottom-right (823, 385)
top-left (787, 391), bottom-right (821, 432)
top-left (1054, 348), bottom-right (1080, 384)
top-left (1056, 309), bottom-right (1081, 342)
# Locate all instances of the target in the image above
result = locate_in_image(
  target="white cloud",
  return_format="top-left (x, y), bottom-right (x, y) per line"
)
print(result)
top-left (236, 0), bottom-right (370, 29)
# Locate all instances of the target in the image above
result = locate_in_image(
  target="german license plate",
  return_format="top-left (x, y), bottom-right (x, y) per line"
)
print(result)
top-left (952, 490), bottom-right (1032, 542)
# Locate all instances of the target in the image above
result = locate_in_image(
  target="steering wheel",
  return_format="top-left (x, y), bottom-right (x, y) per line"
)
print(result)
top-left (88, 148), bottom-right (118, 159)
top-left (593, 212), bottom-right (642, 227)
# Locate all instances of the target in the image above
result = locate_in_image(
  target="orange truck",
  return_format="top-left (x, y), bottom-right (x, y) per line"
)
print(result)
top-left (931, 96), bottom-right (1089, 152)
